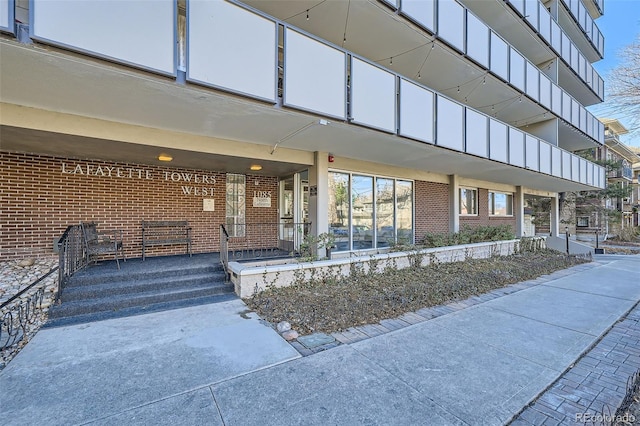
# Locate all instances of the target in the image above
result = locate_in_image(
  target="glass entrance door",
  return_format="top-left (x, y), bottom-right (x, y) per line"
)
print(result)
top-left (278, 171), bottom-right (309, 252)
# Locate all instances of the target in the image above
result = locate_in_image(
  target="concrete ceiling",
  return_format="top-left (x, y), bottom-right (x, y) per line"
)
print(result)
top-left (245, 0), bottom-right (551, 128)
top-left (0, 125), bottom-right (310, 177)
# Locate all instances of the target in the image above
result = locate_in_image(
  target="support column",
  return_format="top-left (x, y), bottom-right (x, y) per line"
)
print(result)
top-left (515, 186), bottom-right (525, 237)
top-left (309, 151), bottom-right (329, 257)
top-left (448, 174), bottom-right (460, 234)
top-left (550, 195), bottom-right (560, 237)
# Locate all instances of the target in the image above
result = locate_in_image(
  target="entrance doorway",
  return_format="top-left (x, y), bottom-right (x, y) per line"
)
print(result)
top-left (278, 171), bottom-right (309, 252)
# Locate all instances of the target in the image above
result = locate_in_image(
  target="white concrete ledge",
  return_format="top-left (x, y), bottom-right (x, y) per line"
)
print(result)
top-left (230, 238), bottom-right (546, 298)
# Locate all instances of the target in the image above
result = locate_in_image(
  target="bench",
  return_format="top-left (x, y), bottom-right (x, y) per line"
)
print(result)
top-left (82, 222), bottom-right (125, 269)
top-left (142, 220), bottom-right (192, 260)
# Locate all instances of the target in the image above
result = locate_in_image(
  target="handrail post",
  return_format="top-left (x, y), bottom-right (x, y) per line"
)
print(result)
top-left (219, 224), bottom-right (230, 280)
top-left (55, 224), bottom-right (90, 302)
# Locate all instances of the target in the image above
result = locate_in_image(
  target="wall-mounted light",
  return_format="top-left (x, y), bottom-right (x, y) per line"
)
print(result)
top-left (250, 164), bottom-right (262, 171)
top-left (158, 153), bottom-right (173, 162)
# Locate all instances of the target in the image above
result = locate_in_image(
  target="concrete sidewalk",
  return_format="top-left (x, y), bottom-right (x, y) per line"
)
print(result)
top-left (1, 255), bottom-right (639, 425)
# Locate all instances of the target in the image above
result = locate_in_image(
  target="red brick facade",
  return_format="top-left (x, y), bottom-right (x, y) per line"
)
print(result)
top-left (1, 152), bottom-right (519, 260)
top-left (414, 181), bottom-right (450, 243)
top-left (414, 183), bottom-right (517, 244)
top-left (0, 152), bottom-right (278, 260)
top-left (460, 188), bottom-right (516, 232)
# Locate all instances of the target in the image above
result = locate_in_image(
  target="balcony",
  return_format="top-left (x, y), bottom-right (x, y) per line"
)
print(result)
top-left (242, 0), bottom-right (603, 149)
top-left (584, 0), bottom-right (605, 17)
top-left (557, 0), bottom-right (604, 61)
top-left (0, 0), bottom-right (605, 192)
top-left (461, 0), bottom-right (604, 106)
top-left (608, 167), bottom-right (634, 181)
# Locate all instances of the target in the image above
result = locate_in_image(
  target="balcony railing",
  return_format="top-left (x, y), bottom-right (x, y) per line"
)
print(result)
top-left (10, 0), bottom-right (606, 189)
top-left (590, 0), bottom-right (605, 15)
top-left (559, 0), bottom-right (604, 59)
top-left (392, 0), bottom-right (604, 142)
top-left (608, 167), bottom-right (634, 180)
top-left (565, 0), bottom-right (604, 55)
top-left (503, 0), bottom-right (604, 100)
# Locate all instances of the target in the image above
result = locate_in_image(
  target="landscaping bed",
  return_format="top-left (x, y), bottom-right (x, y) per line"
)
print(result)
top-left (245, 249), bottom-right (590, 334)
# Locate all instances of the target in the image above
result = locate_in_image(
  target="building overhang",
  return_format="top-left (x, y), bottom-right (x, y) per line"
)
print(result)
top-left (605, 138), bottom-right (639, 163)
top-left (601, 118), bottom-right (630, 136)
top-left (0, 38), bottom-right (597, 192)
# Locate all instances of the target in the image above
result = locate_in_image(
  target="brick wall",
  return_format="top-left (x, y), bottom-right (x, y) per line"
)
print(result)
top-left (460, 188), bottom-right (516, 232)
top-left (415, 181), bottom-right (450, 243)
top-left (0, 151), bottom-right (278, 260)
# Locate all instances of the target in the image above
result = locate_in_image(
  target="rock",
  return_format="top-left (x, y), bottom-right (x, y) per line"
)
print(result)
top-left (276, 321), bottom-right (291, 333)
top-left (281, 330), bottom-right (299, 341)
top-left (17, 258), bottom-right (36, 267)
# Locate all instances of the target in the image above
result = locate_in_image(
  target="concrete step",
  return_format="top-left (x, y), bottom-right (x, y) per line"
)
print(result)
top-left (47, 253), bottom-right (235, 327)
top-left (60, 272), bottom-right (228, 302)
top-left (44, 292), bottom-right (238, 328)
top-left (66, 263), bottom-right (224, 287)
top-left (48, 282), bottom-right (234, 320)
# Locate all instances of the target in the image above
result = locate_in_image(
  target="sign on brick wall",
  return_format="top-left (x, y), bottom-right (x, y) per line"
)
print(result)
top-left (61, 161), bottom-right (218, 196)
top-left (252, 190), bottom-right (272, 207)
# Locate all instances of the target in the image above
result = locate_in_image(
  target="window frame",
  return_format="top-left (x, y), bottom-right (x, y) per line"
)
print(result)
top-left (459, 187), bottom-right (478, 216)
top-left (225, 173), bottom-right (246, 237)
top-left (576, 216), bottom-right (590, 227)
top-left (488, 191), bottom-right (514, 216)
top-left (328, 169), bottom-right (414, 251)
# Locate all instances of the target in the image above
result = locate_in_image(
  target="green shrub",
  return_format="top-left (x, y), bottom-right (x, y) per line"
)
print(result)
top-left (421, 225), bottom-right (515, 248)
top-left (614, 226), bottom-right (640, 242)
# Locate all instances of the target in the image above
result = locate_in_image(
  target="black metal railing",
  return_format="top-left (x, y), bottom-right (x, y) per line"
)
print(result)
top-left (608, 167), bottom-right (634, 180)
top-left (221, 222), bottom-right (311, 263)
top-left (220, 224), bottom-right (230, 277)
top-left (57, 224), bottom-right (87, 301)
top-left (0, 267), bottom-right (57, 352)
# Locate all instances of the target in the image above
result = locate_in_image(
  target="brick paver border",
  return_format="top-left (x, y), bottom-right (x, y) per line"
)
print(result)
top-left (510, 302), bottom-right (640, 425)
top-left (287, 261), bottom-right (597, 356)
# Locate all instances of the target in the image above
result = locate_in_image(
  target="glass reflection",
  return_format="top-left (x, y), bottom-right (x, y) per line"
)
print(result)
top-left (328, 172), bottom-right (350, 251)
top-left (352, 175), bottom-right (373, 250)
top-left (396, 180), bottom-right (413, 245)
top-left (376, 178), bottom-right (395, 248)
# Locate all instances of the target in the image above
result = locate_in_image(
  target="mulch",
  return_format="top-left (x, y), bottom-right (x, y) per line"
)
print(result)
top-left (245, 249), bottom-right (590, 334)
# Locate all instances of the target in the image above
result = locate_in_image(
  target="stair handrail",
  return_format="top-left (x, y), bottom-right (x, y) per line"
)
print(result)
top-left (1, 267), bottom-right (57, 352)
top-left (219, 224), bottom-right (230, 278)
top-left (57, 224), bottom-right (88, 301)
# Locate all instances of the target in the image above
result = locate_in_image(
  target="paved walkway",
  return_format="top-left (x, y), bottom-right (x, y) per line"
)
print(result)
top-left (0, 254), bottom-right (639, 425)
top-left (512, 257), bottom-right (640, 425)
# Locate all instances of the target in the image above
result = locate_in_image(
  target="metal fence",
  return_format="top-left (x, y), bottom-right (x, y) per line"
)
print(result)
top-left (0, 267), bottom-right (56, 352)
top-left (57, 224), bottom-right (88, 301)
top-left (221, 222), bottom-right (311, 264)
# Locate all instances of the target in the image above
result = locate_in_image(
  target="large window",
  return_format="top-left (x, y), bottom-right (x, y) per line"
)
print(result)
top-left (328, 172), bottom-right (350, 251)
top-left (376, 178), bottom-right (395, 248)
top-left (396, 180), bottom-right (413, 244)
top-left (352, 175), bottom-right (374, 250)
top-left (329, 172), bottom-right (413, 251)
top-left (488, 191), bottom-right (513, 216)
top-left (459, 188), bottom-right (478, 215)
top-left (226, 173), bottom-right (246, 237)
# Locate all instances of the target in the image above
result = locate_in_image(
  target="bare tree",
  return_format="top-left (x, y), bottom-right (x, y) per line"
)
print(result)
top-left (604, 35), bottom-right (640, 132)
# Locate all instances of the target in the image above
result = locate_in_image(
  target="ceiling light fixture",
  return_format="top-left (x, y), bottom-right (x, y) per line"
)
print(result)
top-left (158, 154), bottom-right (173, 162)
top-left (250, 164), bottom-right (263, 171)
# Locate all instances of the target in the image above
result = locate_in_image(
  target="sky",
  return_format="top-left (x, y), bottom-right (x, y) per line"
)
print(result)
top-left (587, 0), bottom-right (640, 147)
